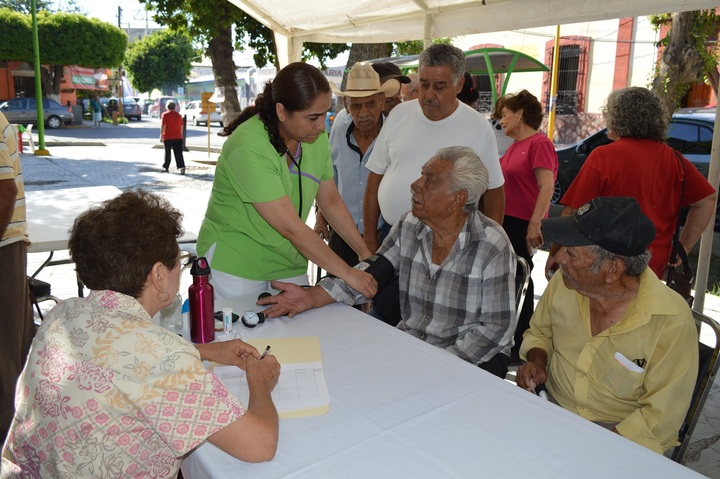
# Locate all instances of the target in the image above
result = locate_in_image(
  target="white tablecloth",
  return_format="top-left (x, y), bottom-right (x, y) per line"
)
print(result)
top-left (182, 298), bottom-right (702, 479)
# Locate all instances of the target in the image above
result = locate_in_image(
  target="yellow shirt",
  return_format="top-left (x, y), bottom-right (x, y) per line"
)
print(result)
top-left (0, 112), bottom-right (28, 246)
top-left (521, 269), bottom-right (698, 453)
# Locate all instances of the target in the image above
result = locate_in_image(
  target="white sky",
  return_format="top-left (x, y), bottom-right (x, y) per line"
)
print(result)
top-left (54, 0), bottom-right (159, 29)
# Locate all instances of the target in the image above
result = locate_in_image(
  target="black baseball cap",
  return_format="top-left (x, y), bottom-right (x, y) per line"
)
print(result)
top-left (371, 62), bottom-right (411, 84)
top-left (542, 196), bottom-right (656, 256)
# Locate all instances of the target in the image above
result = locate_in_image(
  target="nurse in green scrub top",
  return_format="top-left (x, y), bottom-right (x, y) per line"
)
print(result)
top-left (197, 62), bottom-right (377, 300)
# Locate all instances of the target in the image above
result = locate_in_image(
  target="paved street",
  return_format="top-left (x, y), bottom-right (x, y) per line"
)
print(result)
top-left (18, 121), bottom-right (720, 477)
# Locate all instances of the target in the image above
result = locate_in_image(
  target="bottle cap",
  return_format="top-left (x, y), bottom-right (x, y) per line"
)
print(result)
top-left (190, 257), bottom-right (211, 276)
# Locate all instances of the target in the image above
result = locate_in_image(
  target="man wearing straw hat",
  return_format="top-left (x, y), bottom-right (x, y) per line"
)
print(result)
top-left (314, 63), bottom-right (400, 267)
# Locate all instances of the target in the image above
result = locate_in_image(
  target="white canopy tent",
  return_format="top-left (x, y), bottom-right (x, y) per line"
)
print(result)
top-left (225, 0), bottom-right (720, 309)
top-left (226, 0), bottom-right (718, 67)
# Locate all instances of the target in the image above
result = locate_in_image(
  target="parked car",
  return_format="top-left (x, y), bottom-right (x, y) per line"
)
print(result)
top-left (553, 110), bottom-right (716, 205)
top-left (121, 98), bottom-right (142, 121)
top-left (99, 98), bottom-right (142, 121)
top-left (182, 100), bottom-right (223, 126)
top-left (0, 97), bottom-right (73, 129)
top-left (149, 96), bottom-right (179, 118)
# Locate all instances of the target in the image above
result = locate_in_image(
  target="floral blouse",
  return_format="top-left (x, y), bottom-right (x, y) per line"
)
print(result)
top-left (1, 290), bottom-right (245, 478)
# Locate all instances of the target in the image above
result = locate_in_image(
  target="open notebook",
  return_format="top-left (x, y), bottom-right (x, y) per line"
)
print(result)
top-left (213, 336), bottom-right (330, 418)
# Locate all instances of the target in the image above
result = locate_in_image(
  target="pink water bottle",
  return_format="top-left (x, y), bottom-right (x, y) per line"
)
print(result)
top-left (189, 257), bottom-right (215, 343)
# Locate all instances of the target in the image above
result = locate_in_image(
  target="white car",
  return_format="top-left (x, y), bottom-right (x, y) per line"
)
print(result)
top-left (183, 100), bottom-right (223, 127)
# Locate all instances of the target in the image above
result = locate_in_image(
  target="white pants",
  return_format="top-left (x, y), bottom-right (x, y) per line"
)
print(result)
top-left (204, 243), bottom-right (309, 300)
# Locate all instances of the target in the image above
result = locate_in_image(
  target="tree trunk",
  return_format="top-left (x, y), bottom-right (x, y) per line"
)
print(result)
top-left (37, 64), bottom-right (63, 101)
top-left (341, 43), bottom-right (393, 90)
top-left (206, 23), bottom-right (239, 126)
top-left (651, 11), bottom-right (707, 119)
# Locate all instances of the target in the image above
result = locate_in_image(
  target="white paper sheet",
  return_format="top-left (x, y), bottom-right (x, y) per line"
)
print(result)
top-left (215, 362), bottom-right (330, 413)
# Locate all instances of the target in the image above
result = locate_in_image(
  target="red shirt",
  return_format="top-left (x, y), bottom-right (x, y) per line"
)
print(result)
top-left (161, 110), bottom-right (183, 140)
top-left (561, 138), bottom-right (715, 277)
top-left (500, 132), bottom-right (558, 221)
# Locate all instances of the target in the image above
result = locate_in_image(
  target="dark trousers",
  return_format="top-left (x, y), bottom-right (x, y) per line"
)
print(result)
top-left (479, 353), bottom-right (510, 379)
top-left (328, 230), bottom-right (360, 268)
top-left (0, 241), bottom-right (36, 443)
top-left (502, 215), bottom-right (535, 361)
top-left (163, 138), bottom-right (185, 169)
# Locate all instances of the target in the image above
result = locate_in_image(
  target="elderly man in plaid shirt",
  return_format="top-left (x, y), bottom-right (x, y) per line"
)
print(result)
top-left (260, 146), bottom-right (517, 378)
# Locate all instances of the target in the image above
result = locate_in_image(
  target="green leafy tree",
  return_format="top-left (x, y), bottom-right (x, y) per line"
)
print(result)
top-left (0, 0), bottom-right (52, 13)
top-left (139, 0), bottom-right (348, 123)
top-left (0, 0), bottom-right (83, 14)
top-left (392, 38), bottom-right (452, 57)
top-left (650, 10), bottom-right (719, 117)
top-left (125, 29), bottom-right (195, 95)
top-left (0, 9), bottom-right (126, 98)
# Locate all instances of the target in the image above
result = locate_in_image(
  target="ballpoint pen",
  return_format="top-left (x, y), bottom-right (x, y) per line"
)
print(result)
top-left (260, 345), bottom-right (271, 359)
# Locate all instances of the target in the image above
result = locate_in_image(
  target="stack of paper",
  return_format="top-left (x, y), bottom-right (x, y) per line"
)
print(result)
top-left (214, 336), bottom-right (330, 418)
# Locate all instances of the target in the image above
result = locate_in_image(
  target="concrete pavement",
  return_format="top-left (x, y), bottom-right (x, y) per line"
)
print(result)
top-left (19, 131), bottom-right (720, 477)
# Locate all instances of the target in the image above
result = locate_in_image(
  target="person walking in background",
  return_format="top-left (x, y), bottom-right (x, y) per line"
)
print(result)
top-left (498, 89), bottom-right (558, 362)
top-left (90, 95), bottom-right (102, 127)
top-left (545, 87), bottom-right (716, 279)
top-left (160, 100), bottom-right (186, 175)
top-left (0, 111), bottom-right (35, 445)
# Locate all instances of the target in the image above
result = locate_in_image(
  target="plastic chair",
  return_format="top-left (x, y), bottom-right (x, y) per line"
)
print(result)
top-left (671, 310), bottom-right (720, 463)
top-left (24, 124), bottom-right (35, 153)
top-left (514, 257), bottom-right (530, 325)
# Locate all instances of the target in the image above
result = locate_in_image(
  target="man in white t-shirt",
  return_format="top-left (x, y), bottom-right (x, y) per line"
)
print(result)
top-left (363, 44), bottom-right (504, 252)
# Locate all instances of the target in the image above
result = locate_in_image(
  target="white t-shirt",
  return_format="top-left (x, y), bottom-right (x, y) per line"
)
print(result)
top-left (366, 100), bottom-right (503, 225)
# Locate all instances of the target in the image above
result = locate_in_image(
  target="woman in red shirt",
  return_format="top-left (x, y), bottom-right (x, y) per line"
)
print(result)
top-left (498, 90), bottom-right (558, 362)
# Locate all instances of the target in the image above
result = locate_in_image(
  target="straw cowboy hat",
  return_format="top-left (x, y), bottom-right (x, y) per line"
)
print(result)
top-left (331, 62), bottom-right (401, 98)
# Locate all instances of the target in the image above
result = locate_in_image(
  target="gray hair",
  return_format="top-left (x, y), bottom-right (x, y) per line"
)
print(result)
top-left (419, 44), bottom-right (466, 87)
top-left (434, 146), bottom-right (489, 213)
top-left (588, 245), bottom-right (650, 277)
top-left (602, 87), bottom-right (667, 142)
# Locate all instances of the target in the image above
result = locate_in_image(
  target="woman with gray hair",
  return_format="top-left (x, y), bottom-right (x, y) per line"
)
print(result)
top-left (546, 86), bottom-right (716, 279)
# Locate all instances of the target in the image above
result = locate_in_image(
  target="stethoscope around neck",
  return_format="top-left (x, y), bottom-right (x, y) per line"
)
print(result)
top-left (285, 142), bottom-right (303, 217)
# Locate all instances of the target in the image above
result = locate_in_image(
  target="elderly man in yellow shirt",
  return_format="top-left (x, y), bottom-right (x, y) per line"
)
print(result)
top-left (516, 196), bottom-right (697, 454)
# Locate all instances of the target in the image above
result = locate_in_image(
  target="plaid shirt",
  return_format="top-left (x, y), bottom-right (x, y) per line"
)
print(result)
top-left (319, 209), bottom-right (517, 365)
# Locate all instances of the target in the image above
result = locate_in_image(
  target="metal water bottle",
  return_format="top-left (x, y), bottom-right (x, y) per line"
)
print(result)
top-left (189, 257), bottom-right (214, 343)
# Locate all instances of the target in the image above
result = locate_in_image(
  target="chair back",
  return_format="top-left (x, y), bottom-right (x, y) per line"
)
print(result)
top-left (671, 310), bottom-right (720, 462)
top-left (514, 257), bottom-right (530, 325)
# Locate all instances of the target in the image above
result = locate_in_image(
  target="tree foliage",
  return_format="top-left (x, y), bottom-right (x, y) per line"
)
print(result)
top-left (125, 29), bottom-right (195, 94)
top-left (0, 0), bottom-right (84, 14)
top-left (0, 9), bottom-right (126, 96)
top-left (650, 10), bottom-right (719, 115)
top-left (0, 0), bottom-right (52, 13)
top-left (392, 38), bottom-right (452, 57)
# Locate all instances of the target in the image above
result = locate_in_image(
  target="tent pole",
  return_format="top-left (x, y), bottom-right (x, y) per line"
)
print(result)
top-left (693, 103), bottom-right (720, 312)
top-left (547, 25), bottom-right (561, 142)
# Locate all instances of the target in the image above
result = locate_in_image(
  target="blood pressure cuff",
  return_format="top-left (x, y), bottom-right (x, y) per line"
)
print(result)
top-left (355, 254), bottom-right (400, 326)
top-left (353, 254), bottom-right (395, 292)
top-left (317, 254), bottom-right (396, 309)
